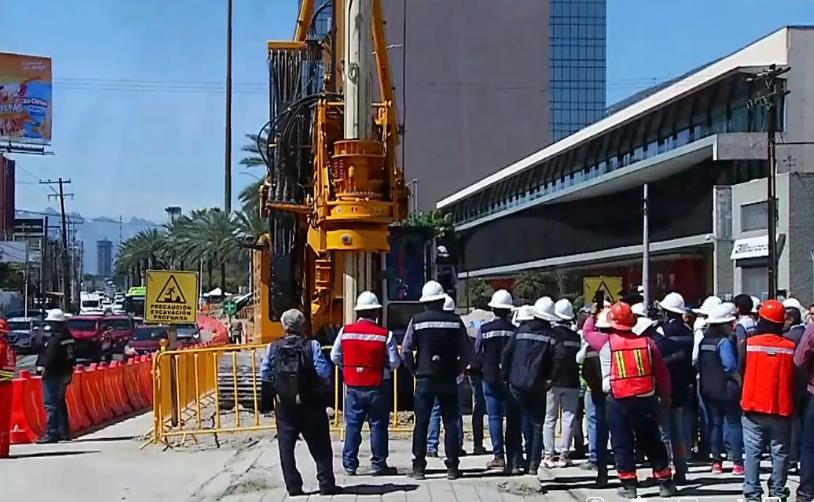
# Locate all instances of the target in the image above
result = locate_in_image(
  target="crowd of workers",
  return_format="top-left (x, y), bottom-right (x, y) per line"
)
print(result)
top-left (261, 280), bottom-right (814, 501)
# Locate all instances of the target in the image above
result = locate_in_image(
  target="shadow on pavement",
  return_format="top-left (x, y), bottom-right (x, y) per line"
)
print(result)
top-left (542, 474), bottom-right (616, 491)
top-left (10, 450), bottom-right (99, 459)
top-left (335, 483), bottom-right (419, 495)
top-left (69, 435), bottom-right (138, 443)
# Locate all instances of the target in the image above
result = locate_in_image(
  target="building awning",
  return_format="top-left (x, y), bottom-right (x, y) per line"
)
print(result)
top-left (730, 236), bottom-right (768, 260)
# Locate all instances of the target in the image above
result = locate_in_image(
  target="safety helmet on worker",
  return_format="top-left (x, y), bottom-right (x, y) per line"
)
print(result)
top-left (692, 296), bottom-right (722, 316)
top-left (532, 296), bottom-right (559, 322)
top-left (554, 298), bottom-right (575, 321)
top-left (419, 281), bottom-right (447, 303)
top-left (443, 295), bottom-right (456, 312)
top-left (488, 289), bottom-right (514, 310)
top-left (608, 302), bottom-right (636, 331)
top-left (783, 297), bottom-right (804, 317)
top-left (354, 291), bottom-right (382, 311)
top-left (515, 305), bottom-right (535, 323)
top-left (759, 299), bottom-right (786, 325)
top-left (45, 309), bottom-right (66, 322)
top-left (658, 292), bottom-right (686, 315)
top-left (631, 303), bottom-right (647, 317)
top-left (705, 302), bottom-right (736, 325)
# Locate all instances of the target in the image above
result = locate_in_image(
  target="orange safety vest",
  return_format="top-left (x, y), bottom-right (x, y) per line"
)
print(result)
top-left (0, 338), bottom-right (15, 383)
top-left (608, 332), bottom-right (655, 399)
top-left (741, 333), bottom-right (796, 417)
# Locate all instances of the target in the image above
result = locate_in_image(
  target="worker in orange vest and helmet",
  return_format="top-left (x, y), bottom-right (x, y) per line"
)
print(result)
top-left (739, 299), bottom-right (798, 502)
top-left (0, 318), bottom-right (16, 458)
top-left (602, 302), bottom-right (677, 499)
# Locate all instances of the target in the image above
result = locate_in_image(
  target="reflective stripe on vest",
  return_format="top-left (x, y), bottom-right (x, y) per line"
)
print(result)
top-left (609, 335), bottom-right (655, 399)
top-left (741, 334), bottom-right (796, 417)
top-left (341, 333), bottom-right (387, 342)
top-left (414, 321), bottom-right (461, 330)
top-left (0, 369), bottom-right (13, 381)
top-left (482, 330), bottom-right (513, 339)
top-left (562, 340), bottom-right (581, 348)
top-left (516, 333), bottom-right (553, 343)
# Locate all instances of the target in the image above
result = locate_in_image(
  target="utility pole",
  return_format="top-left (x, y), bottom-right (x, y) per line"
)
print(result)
top-left (748, 64), bottom-right (790, 298)
top-left (40, 178), bottom-right (74, 311)
top-left (642, 183), bottom-right (650, 309)
top-left (224, 0), bottom-right (233, 213)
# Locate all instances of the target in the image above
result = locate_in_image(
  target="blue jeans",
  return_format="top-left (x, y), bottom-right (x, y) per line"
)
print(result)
top-left (742, 412), bottom-right (791, 501)
top-left (586, 390), bottom-right (608, 468)
top-left (427, 380), bottom-right (464, 454)
top-left (705, 399), bottom-right (743, 464)
top-left (43, 373), bottom-right (70, 439)
top-left (798, 394), bottom-right (814, 502)
top-left (342, 385), bottom-right (390, 472)
top-left (659, 406), bottom-right (689, 472)
top-left (483, 381), bottom-right (506, 459)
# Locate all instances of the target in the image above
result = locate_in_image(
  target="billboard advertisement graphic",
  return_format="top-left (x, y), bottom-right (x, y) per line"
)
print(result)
top-left (0, 52), bottom-right (52, 145)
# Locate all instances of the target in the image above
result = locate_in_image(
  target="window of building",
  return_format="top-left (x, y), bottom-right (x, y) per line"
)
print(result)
top-left (741, 266), bottom-right (768, 299)
top-left (741, 201), bottom-right (768, 232)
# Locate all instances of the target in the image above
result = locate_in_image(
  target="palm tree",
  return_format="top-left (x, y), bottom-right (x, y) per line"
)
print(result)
top-left (115, 228), bottom-right (168, 286)
top-left (238, 178), bottom-right (263, 219)
top-left (239, 132), bottom-right (268, 169)
top-left (170, 208), bottom-right (237, 290)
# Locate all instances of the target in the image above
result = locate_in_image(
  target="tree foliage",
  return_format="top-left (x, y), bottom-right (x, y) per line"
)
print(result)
top-left (512, 270), bottom-right (557, 303)
top-left (465, 278), bottom-right (494, 310)
top-left (395, 210), bottom-right (453, 237)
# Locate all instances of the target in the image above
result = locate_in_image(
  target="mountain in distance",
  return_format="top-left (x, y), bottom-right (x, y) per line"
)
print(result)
top-left (15, 208), bottom-right (161, 275)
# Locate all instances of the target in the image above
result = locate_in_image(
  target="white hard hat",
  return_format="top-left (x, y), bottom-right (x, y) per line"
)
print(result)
top-left (45, 309), bottom-right (65, 322)
top-left (632, 317), bottom-right (656, 336)
top-left (515, 305), bottom-right (535, 322)
top-left (354, 291), bottom-right (382, 311)
top-left (420, 280), bottom-right (447, 303)
top-left (488, 289), bottom-right (514, 310)
top-left (658, 292), bottom-right (686, 315)
top-left (750, 296), bottom-right (761, 314)
top-left (532, 296), bottom-right (559, 322)
top-left (596, 308), bottom-right (612, 329)
top-left (706, 302), bottom-right (737, 325)
top-left (631, 303), bottom-right (647, 317)
top-left (443, 295), bottom-right (456, 312)
top-left (692, 296), bottom-right (722, 316)
top-left (783, 297), bottom-right (803, 312)
top-left (554, 298), bottom-right (575, 321)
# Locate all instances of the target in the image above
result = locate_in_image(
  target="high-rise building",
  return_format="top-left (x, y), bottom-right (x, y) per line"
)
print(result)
top-left (382, 0), bottom-right (607, 209)
top-left (97, 239), bottom-right (113, 277)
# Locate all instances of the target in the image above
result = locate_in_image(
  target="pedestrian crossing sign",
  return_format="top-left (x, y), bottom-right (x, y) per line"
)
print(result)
top-left (145, 270), bottom-right (199, 324)
top-left (582, 276), bottom-right (623, 304)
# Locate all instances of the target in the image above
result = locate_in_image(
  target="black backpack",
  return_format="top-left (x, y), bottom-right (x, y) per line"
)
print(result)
top-left (270, 337), bottom-right (315, 406)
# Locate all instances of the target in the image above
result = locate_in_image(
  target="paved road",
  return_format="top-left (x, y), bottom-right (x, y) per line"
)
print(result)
top-left (4, 414), bottom-right (800, 502)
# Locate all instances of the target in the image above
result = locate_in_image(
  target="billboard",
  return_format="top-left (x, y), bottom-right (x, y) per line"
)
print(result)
top-left (0, 52), bottom-right (52, 145)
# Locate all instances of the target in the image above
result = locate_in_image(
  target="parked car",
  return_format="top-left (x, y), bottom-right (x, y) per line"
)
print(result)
top-left (125, 325), bottom-right (170, 356)
top-left (66, 314), bottom-right (117, 361)
top-left (6, 317), bottom-right (47, 354)
top-left (101, 315), bottom-right (136, 353)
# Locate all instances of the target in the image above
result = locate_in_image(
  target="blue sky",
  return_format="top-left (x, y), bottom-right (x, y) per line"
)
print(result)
top-left (3, 0), bottom-right (814, 222)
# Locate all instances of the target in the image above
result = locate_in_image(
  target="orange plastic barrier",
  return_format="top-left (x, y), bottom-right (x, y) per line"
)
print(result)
top-left (109, 361), bottom-right (134, 414)
top-left (123, 359), bottom-right (145, 410)
top-left (85, 364), bottom-right (115, 422)
top-left (9, 371), bottom-right (44, 444)
top-left (77, 366), bottom-right (105, 425)
top-left (139, 356), bottom-right (154, 404)
top-left (65, 371), bottom-right (92, 433)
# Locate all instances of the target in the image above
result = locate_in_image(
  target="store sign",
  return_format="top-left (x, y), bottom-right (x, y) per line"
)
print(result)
top-left (730, 236), bottom-right (769, 260)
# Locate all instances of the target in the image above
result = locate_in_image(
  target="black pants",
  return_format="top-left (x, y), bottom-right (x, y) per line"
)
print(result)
top-left (275, 403), bottom-right (336, 493)
top-left (469, 372), bottom-right (485, 450)
top-left (507, 385), bottom-right (547, 471)
top-left (412, 377), bottom-right (460, 470)
top-left (607, 395), bottom-right (672, 483)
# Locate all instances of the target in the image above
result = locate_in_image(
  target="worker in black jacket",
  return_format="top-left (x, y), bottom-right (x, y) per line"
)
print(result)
top-left (543, 298), bottom-right (582, 468)
top-left (502, 296), bottom-right (557, 476)
top-left (653, 292), bottom-right (694, 483)
top-left (474, 289), bottom-right (516, 470)
top-left (35, 309), bottom-right (75, 443)
top-left (402, 281), bottom-right (472, 480)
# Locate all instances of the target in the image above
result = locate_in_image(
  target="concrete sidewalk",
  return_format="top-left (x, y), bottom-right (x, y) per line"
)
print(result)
top-left (2, 415), bottom-right (800, 502)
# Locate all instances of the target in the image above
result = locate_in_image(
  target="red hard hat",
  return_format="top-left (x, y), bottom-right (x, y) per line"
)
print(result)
top-left (759, 299), bottom-right (786, 324)
top-left (0, 319), bottom-right (9, 335)
top-left (608, 302), bottom-right (637, 331)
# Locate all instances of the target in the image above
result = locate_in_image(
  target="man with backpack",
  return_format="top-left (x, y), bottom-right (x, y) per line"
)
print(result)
top-left (261, 308), bottom-right (340, 497)
top-left (330, 291), bottom-right (400, 476)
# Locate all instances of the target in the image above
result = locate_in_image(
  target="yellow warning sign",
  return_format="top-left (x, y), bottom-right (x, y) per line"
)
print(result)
top-left (145, 270), bottom-right (199, 324)
top-left (583, 276), bottom-right (623, 305)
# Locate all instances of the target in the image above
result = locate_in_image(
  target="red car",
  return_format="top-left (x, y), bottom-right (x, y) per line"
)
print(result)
top-left (66, 313), bottom-right (136, 361)
top-left (124, 324), bottom-right (200, 357)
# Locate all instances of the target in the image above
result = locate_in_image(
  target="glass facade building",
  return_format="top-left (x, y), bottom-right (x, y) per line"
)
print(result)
top-left (550, 0), bottom-right (607, 141)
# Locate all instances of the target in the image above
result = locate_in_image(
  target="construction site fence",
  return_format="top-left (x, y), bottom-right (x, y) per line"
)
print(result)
top-left (150, 342), bottom-right (476, 446)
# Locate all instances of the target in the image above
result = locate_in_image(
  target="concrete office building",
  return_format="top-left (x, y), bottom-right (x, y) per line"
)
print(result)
top-left (383, 0), bottom-right (607, 210)
top-left (438, 27), bottom-right (814, 305)
top-left (97, 239), bottom-right (113, 277)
